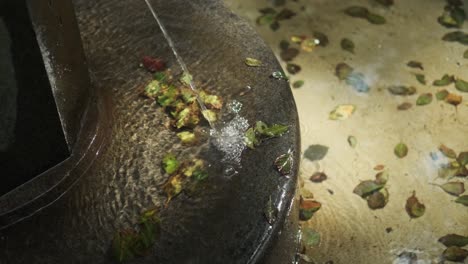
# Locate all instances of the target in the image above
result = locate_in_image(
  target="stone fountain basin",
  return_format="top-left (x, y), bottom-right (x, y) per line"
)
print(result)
top-left (0, 0), bottom-right (300, 263)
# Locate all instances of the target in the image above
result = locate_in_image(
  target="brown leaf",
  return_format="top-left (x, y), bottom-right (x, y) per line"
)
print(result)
top-left (439, 144), bottom-right (457, 159)
top-left (397, 102), bottom-right (412, 110)
top-left (405, 191), bottom-right (425, 218)
top-left (446, 93), bottom-right (463, 106)
top-left (374, 164), bottom-right (385, 171)
top-left (310, 172), bottom-right (327, 183)
top-left (299, 198), bottom-right (322, 221)
top-left (367, 188), bottom-right (389, 210)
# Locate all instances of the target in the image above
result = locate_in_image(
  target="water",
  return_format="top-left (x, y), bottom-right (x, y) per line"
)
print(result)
top-left (225, 0), bottom-right (468, 263)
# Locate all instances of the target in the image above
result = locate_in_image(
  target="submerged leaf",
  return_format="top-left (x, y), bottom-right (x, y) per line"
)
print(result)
top-left (162, 153), bottom-right (180, 175)
top-left (438, 234), bottom-right (468, 247)
top-left (388, 85), bottom-right (417, 96)
top-left (405, 191), bottom-right (425, 218)
top-left (442, 246), bottom-right (468, 262)
top-left (280, 48), bottom-right (300, 61)
top-left (439, 144), bottom-right (457, 159)
top-left (329, 104), bottom-right (356, 120)
top-left (344, 6), bottom-right (369, 18)
top-left (436, 89), bottom-right (449, 100)
top-left (304, 144), bottom-right (329, 162)
top-left (455, 78), bottom-right (468, 92)
top-left (416, 93), bottom-right (433, 106)
top-left (141, 80), bottom-right (162, 99)
top-left (415, 74), bottom-right (426, 85)
top-left (353, 180), bottom-right (385, 198)
top-left (341, 38), bottom-right (355, 53)
top-left (367, 188), bottom-right (389, 210)
top-left (394, 143), bottom-right (409, 158)
top-left (438, 182), bottom-right (465, 196)
top-left (375, 170), bottom-right (389, 185)
top-left (433, 74), bottom-right (455, 86)
top-left (286, 63), bottom-right (301, 74)
top-left (274, 151), bottom-right (294, 176)
top-left (302, 227), bottom-right (321, 247)
top-left (335, 63), bottom-right (354, 80)
top-left (455, 195), bottom-right (468, 206)
top-left (310, 172), bottom-right (327, 183)
top-left (245, 57), bottom-right (262, 67)
top-left (407, 61), bottom-right (424, 70)
top-left (292, 80), bottom-right (305, 88)
top-left (276, 8), bottom-right (297, 21)
top-left (299, 198), bottom-right (322, 221)
top-left (366, 13), bottom-right (386, 24)
top-left (313, 31), bottom-right (329, 47)
top-left (442, 31), bottom-right (468, 45)
top-left (397, 102), bottom-right (413, 110)
top-left (446, 93), bottom-right (463, 106)
top-left (348, 135), bottom-right (357, 148)
top-left (255, 121), bottom-right (289, 137)
top-left (346, 72), bottom-right (370, 93)
top-left (458, 152), bottom-right (468, 166)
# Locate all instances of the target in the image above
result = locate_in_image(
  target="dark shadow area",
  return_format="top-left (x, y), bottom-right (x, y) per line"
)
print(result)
top-left (0, 1), bottom-right (69, 196)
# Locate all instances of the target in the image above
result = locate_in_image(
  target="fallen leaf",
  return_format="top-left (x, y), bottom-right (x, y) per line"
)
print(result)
top-left (438, 234), bottom-right (468, 247)
top-left (344, 6), bottom-right (369, 18)
top-left (180, 72), bottom-right (193, 86)
top-left (442, 246), bottom-right (468, 262)
top-left (437, 4), bottom-right (466, 28)
top-left (341, 38), bottom-right (355, 53)
top-left (257, 13), bottom-right (276, 26)
top-left (366, 13), bottom-right (386, 24)
top-left (293, 80), bottom-right (305, 88)
top-left (275, 150), bottom-right (294, 176)
top-left (142, 56), bottom-right (166, 72)
top-left (304, 144), bottom-right (329, 162)
top-left (397, 102), bottom-right (413, 110)
top-left (301, 38), bottom-right (319, 52)
top-left (437, 182), bottom-right (465, 196)
top-left (302, 227), bottom-right (321, 247)
top-left (458, 152), bottom-right (468, 166)
top-left (264, 196), bottom-right (278, 225)
top-left (353, 180), bottom-right (385, 198)
top-left (286, 63), bottom-right (301, 74)
top-left (162, 153), bottom-right (180, 174)
top-left (335, 63), bottom-right (354, 80)
top-left (367, 188), bottom-right (389, 210)
top-left (280, 48), bottom-right (300, 61)
top-left (375, 170), bottom-right (389, 185)
top-left (455, 195), bottom-right (468, 206)
top-left (388, 85), bottom-right (417, 96)
top-left (177, 131), bottom-right (196, 144)
top-left (374, 165), bottom-right (385, 171)
top-left (346, 72), bottom-right (370, 93)
top-left (348, 135), bottom-right (357, 148)
top-left (329, 104), bottom-right (356, 120)
top-left (245, 57), bottom-right (262, 67)
top-left (436, 89), bottom-right (449, 100)
top-left (455, 78), bottom-right (468, 92)
top-left (407, 61), bottom-right (424, 70)
top-left (299, 198), bottom-right (322, 221)
top-left (290, 35), bottom-right (306, 44)
top-left (276, 8), bottom-right (297, 20)
top-left (255, 121), bottom-right (289, 137)
top-left (433, 74), bottom-right (455, 86)
top-left (310, 172), bottom-right (327, 183)
top-left (442, 31), bottom-right (468, 45)
top-left (279, 40), bottom-right (290, 51)
top-left (439, 144), bottom-right (457, 159)
top-left (415, 74), bottom-right (426, 85)
top-left (394, 143), bottom-right (409, 158)
top-left (405, 191), bottom-right (425, 218)
top-left (244, 128), bottom-right (259, 149)
top-left (313, 31), bottom-right (329, 47)
top-left (416, 93), bottom-right (433, 106)
top-left (446, 93), bottom-right (463, 106)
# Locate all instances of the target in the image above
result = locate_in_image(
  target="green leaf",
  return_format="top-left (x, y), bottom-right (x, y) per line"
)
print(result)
top-left (436, 89), bottom-right (449, 100)
top-left (433, 74), bottom-right (454, 86)
top-left (193, 169), bottom-right (208, 181)
top-left (458, 152), bottom-right (468, 166)
top-left (394, 143), bottom-right (409, 158)
top-left (341, 38), bottom-right (355, 53)
top-left (416, 93), bottom-right (433, 106)
top-left (256, 121), bottom-right (289, 137)
top-left (366, 13), bottom-right (386, 25)
top-left (157, 85), bottom-right (178, 107)
top-left (329, 104), bottom-right (356, 120)
top-left (244, 127), bottom-right (259, 149)
top-left (292, 80), bottom-right (305, 88)
top-left (388, 85), bottom-right (417, 96)
top-left (180, 72), bottom-right (193, 86)
top-left (353, 180), bottom-right (385, 198)
top-left (286, 63), bottom-right (301, 74)
top-left (415, 74), bottom-right (426, 85)
top-left (344, 6), bottom-right (369, 18)
top-left (438, 234), bottom-right (468, 247)
top-left (405, 191), bottom-right (425, 218)
top-left (274, 150), bottom-right (294, 176)
top-left (153, 72), bottom-right (167, 82)
top-left (335, 63), bottom-right (354, 80)
top-left (199, 90), bottom-right (223, 109)
top-left (407, 61), bottom-right (423, 70)
top-left (142, 80), bottom-right (162, 99)
top-left (348, 135), bottom-right (357, 148)
top-left (439, 144), bottom-right (457, 159)
top-left (442, 31), bottom-right (468, 44)
top-left (304, 144), bottom-right (329, 162)
top-left (438, 182), bottom-right (465, 196)
top-left (455, 78), bottom-right (468, 92)
top-left (256, 14), bottom-right (276, 25)
top-left (177, 131), bottom-right (196, 144)
top-left (162, 153), bottom-right (180, 174)
top-left (301, 227), bottom-right (321, 247)
top-left (455, 195), bottom-right (468, 206)
top-left (299, 198), bottom-right (322, 221)
top-left (245, 57), bottom-right (262, 67)
top-left (442, 246), bottom-right (468, 262)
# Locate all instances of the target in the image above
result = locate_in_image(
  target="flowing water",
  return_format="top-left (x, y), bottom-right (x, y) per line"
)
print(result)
top-left (224, 0), bottom-right (468, 263)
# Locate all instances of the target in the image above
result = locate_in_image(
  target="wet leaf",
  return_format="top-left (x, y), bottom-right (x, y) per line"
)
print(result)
top-left (313, 31), bottom-right (329, 47)
top-left (416, 93), bottom-right (433, 106)
top-left (407, 61), bottom-right (424, 70)
top-left (329, 104), bottom-right (356, 120)
top-left (255, 121), bottom-right (289, 138)
top-left (279, 40), bottom-right (290, 51)
top-left (439, 144), bottom-right (457, 159)
top-left (276, 8), bottom-right (296, 21)
top-left (299, 198), bottom-right (322, 221)
top-left (293, 80), bottom-right (305, 88)
top-left (335, 63), bottom-right (354, 81)
top-left (405, 191), bottom-right (425, 218)
top-left (388, 85), bottom-right (417, 96)
top-left (442, 246), bottom-right (468, 262)
top-left (394, 143), bottom-right (409, 158)
top-left (280, 47), bottom-right (300, 61)
top-left (348, 135), bottom-right (357, 148)
top-left (141, 80), bottom-right (162, 99)
top-left (286, 63), bottom-right (301, 74)
top-left (341, 38), bottom-right (355, 53)
top-left (193, 169), bottom-right (208, 181)
top-left (438, 182), bottom-right (465, 196)
top-left (270, 21), bottom-right (280, 31)
top-left (245, 57), bottom-right (262, 67)
top-left (112, 230), bottom-right (138, 263)
top-left (202, 109), bottom-right (217, 123)
top-left (257, 13), bottom-right (276, 25)
top-left (163, 174), bottom-right (184, 202)
top-left (353, 180), bottom-right (385, 198)
top-left (397, 102), bottom-right (413, 110)
top-left (367, 188), bottom-right (389, 210)
top-left (446, 93), bottom-right (463, 106)
top-left (375, 170), bottom-right (389, 185)
top-left (157, 85), bottom-right (179, 107)
top-left (436, 89), bottom-right (449, 100)
top-left (464, 49), bottom-right (468, 58)
top-left (455, 195), bottom-right (468, 206)
top-left (374, 0), bottom-right (394, 7)
top-left (366, 13), bottom-right (386, 25)
top-left (438, 5), bottom-right (466, 28)
top-left (142, 56), bottom-right (166, 72)
top-left (346, 72), bottom-right (370, 93)
top-left (180, 72), bottom-right (193, 86)
top-left (374, 164), bottom-right (385, 171)
top-left (301, 227), bottom-right (321, 247)
top-left (415, 74), bottom-right (426, 85)
top-left (433, 74), bottom-right (454, 86)
top-left (177, 131), bottom-right (196, 145)
top-left (290, 35), bottom-right (306, 44)
top-left (275, 151), bottom-right (294, 176)
top-left (304, 144), bottom-right (329, 162)
top-left (244, 127), bottom-right (259, 149)
top-left (310, 172), bottom-right (327, 183)
top-left (455, 78), bottom-right (468, 92)
top-left (162, 153), bottom-right (180, 175)
top-left (344, 6), bottom-right (369, 18)
top-left (301, 38), bottom-right (319, 52)
top-left (458, 152), bottom-right (468, 166)
top-left (182, 159), bottom-right (205, 177)
top-left (264, 196), bottom-right (278, 225)
top-left (271, 71), bottom-right (288, 80)
top-left (438, 234), bottom-right (468, 247)
top-left (442, 31), bottom-right (468, 45)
